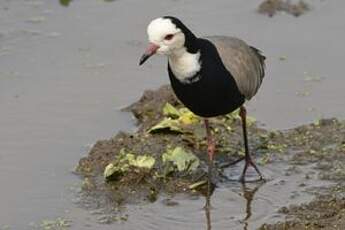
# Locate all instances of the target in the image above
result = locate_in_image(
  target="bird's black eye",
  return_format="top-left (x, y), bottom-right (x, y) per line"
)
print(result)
top-left (164, 34), bottom-right (174, 40)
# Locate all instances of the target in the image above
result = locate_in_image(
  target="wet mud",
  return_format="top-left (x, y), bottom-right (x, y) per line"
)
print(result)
top-left (258, 0), bottom-right (310, 17)
top-left (259, 183), bottom-right (345, 229)
top-left (76, 85), bottom-right (345, 228)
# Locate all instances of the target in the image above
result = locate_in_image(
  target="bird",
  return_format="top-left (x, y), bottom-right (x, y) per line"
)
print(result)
top-left (139, 16), bottom-right (265, 182)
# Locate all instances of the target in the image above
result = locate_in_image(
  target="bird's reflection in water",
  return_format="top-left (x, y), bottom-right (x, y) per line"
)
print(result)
top-left (240, 182), bottom-right (264, 230)
top-left (203, 178), bottom-right (214, 230)
top-left (202, 179), bottom-right (264, 230)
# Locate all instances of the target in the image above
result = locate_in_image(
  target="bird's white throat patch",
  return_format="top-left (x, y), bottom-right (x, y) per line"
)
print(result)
top-left (168, 49), bottom-right (201, 83)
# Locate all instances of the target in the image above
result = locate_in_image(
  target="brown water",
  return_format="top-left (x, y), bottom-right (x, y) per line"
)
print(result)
top-left (107, 162), bottom-right (331, 230)
top-left (1, 0), bottom-right (344, 229)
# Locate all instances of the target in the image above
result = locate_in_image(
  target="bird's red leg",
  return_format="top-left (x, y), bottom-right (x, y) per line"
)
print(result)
top-left (204, 119), bottom-right (214, 208)
top-left (239, 106), bottom-right (263, 182)
top-left (204, 119), bottom-right (215, 161)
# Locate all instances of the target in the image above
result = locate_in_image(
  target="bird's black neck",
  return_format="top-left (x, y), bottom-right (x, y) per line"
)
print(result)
top-left (183, 30), bottom-right (199, 54)
top-left (163, 16), bottom-right (199, 54)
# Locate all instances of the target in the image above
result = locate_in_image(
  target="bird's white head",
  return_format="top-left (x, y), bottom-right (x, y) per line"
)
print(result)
top-left (147, 17), bottom-right (185, 56)
top-left (139, 16), bottom-right (201, 83)
top-left (139, 17), bottom-right (191, 65)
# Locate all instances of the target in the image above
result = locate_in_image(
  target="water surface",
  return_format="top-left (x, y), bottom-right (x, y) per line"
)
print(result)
top-left (1, 0), bottom-right (344, 229)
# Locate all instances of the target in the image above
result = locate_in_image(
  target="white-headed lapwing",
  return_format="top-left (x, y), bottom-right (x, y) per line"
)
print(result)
top-left (139, 16), bottom-right (266, 182)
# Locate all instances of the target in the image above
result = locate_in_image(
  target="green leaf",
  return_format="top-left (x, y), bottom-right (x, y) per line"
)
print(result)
top-left (103, 163), bottom-right (125, 179)
top-left (162, 147), bottom-right (199, 172)
top-left (225, 109), bottom-right (256, 126)
top-left (178, 109), bottom-right (199, 125)
top-left (162, 102), bottom-right (181, 118)
top-left (104, 149), bottom-right (155, 180)
top-left (149, 106), bottom-right (199, 133)
top-left (59, 0), bottom-right (72, 7)
top-left (125, 153), bottom-right (136, 163)
top-left (189, 180), bottom-right (207, 190)
top-left (148, 118), bottom-right (183, 133)
top-left (129, 155), bottom-right (155, 169)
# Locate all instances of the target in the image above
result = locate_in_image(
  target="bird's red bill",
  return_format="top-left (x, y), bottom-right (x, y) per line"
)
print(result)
top-left (139, 43), bottom-right (159, 65)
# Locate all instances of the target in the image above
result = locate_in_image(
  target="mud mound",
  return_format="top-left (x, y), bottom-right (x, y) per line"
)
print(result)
top-left (260, 184), bottom-right (345, 229)
top-left (258, 0), bottom-right (310, 17)
top-left (75, 85), bottom-right (345, 227)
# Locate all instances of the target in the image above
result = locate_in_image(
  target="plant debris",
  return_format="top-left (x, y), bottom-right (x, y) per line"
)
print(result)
top-left (30, 217), bottom-right (71, 230)
top-left (162, 146), bottom-right (200, 173)
top-left (149, 103), bottom-right (200, 133)
top-left (104, 148), bottom-right (155, 181)
top-left (258, 0), bottom-right (310, 17)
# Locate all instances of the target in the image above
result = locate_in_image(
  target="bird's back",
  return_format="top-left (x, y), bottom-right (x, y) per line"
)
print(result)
top-left (204, 36), bottom-right (266, 100)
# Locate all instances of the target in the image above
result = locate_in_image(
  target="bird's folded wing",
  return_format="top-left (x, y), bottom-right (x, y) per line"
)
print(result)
top-left (204, 36), bottom-right (265, 100)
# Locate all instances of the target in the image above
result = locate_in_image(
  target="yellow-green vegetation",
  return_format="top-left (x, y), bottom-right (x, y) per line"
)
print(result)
top-left (101, 102), bottom-right (261, 183)
top-left (33, 217), bottom-right (71, 230)
top-left (188, 180), bottom-right (207, 190)
top-left (104, 146), bottom-right (200, 181)
top-left (149, 103), bottom-right (200, 133)
top-left (162, 146), bottom-right (200, 173)
top-left (148, 117), bottom-right (184, 133)
top-left (99, 100), bottom-right (262, 203)
top-left (104, 148), bottom-right (155, 180)
top-left (162, 102), bottom-right (181, 118)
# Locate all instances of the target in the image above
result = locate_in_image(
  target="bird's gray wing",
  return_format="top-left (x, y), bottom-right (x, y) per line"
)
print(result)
top-left (204, 36), bottom-right (266, 100)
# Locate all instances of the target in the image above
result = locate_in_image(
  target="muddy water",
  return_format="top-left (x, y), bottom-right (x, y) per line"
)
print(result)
top-left (1, 0), bottom-right (345, 229)
top-left (113, 162), bottom-right (331, 230)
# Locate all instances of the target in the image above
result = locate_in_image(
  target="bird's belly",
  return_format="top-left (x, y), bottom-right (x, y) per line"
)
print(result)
top-left (170, 78), bottom-right (245, 117)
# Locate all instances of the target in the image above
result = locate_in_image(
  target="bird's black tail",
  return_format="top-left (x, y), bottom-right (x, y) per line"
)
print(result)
top-left (250, 46), bottom-right (266, 80)
top-left (250, 46), bottom-right (266, 66)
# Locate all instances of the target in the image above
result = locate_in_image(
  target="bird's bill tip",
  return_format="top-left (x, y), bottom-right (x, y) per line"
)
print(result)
top-left (139, 43), bottom-right (159, 66)
top-left (139, 53), bottom-right (151, 66)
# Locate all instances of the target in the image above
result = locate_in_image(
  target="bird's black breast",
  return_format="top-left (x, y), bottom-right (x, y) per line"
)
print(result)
top-left (168, 39), bottom-right (245, 117)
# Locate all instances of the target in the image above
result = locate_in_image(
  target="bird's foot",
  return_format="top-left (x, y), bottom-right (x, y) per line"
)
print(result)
top-left (239, 157), bottom-right (265, 183)
top-left (217, 156), bottom-right (265, 183)
top-left (218, 156), bottom-right (245, 168)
